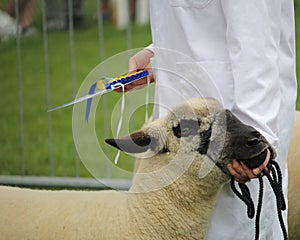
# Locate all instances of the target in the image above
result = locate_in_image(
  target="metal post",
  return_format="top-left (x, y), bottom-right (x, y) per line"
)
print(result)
top-left (15, 0), bottom-right (25, 176)
top-left (41, 0), bottom-right (54, 176)
top-left (97, 0), bottom-right (111, 177)
top-left (67, 0), bottom-right (80, 177)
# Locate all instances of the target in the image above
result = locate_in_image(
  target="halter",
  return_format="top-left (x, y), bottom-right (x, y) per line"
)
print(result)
top-left (230, 160), bottom-right (287, 240)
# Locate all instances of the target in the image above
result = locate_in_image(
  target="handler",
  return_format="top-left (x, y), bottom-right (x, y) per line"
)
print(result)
top-left (125, 0), bottom-right (297, 239)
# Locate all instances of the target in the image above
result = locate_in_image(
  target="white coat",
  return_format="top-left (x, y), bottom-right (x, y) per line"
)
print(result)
top-left (148, 0), bottom-right (297, 239)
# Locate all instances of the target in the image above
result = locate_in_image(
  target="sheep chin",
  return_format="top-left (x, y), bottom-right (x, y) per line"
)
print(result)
top-left (238, 146), bottom-right (276, 170)
top-left (200, 145), bottom-right (276, 177)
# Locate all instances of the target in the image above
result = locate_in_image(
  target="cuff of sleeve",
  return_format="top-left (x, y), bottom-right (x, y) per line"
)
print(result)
top-left (145, 43), bottom-right (154, 53)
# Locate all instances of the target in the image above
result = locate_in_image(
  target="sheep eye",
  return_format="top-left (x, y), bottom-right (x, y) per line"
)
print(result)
top-left (198, 125), bottom-right (212, 154)
top-left (172, 119), bottom-right (200, 138)
top-left (173, 124), bottom-right (181, 138)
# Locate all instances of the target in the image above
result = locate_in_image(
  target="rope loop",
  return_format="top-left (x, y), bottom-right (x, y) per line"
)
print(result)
top-left (230, 160), bottom-right (287, 240)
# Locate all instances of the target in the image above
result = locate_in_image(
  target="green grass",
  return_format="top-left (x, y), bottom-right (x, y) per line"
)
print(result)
top-left (0, 3), bottom-right (299, 179)
top-left (0, 19), bottom-right (152, 177)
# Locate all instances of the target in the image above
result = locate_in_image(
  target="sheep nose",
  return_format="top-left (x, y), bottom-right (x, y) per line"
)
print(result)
top-left (247, 131), bottom-right (263, 147)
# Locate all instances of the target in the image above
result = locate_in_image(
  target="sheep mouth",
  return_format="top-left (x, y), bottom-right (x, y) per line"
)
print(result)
top-left (213, 146), bottom-right (276, 176)
top-left (237, 146), bottom-right (276, 170)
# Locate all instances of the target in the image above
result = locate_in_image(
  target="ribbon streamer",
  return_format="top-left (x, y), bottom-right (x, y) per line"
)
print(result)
top-left (48, 70), bottom-right (150, 123)
top-left (114, 83), bottom-right (125, 164)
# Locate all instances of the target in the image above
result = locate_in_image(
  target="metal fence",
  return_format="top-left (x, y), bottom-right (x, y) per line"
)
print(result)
top-left (0, 0), bottom-right (150, 190)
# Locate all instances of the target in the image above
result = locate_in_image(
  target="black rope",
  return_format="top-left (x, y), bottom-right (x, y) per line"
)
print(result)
top-left (255, 174), bottom-right (264, 240)
top-left (230, 160), bottom-right (288, 240)
top-left (269, 160), bottom-right (286, 211)
top-left (262, 164), bottom-right (287, 240)
top-left (230, 178), bottom-right (255, 219)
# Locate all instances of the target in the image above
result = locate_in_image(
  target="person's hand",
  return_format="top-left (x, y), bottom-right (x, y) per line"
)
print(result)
top-left (227, 149), bottom-right (271, 183)
top-left (116, 49), bottom-right (155, 92)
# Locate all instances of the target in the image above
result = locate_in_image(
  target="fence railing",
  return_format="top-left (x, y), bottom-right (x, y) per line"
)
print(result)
top-left (0, 0), bottom-right (150, 190)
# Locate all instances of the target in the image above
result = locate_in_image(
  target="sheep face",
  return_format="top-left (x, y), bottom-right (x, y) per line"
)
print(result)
top-left (105, 97), bottom-right (274, 175)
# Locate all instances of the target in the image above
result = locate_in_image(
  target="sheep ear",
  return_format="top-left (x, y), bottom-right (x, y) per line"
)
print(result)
top-left (105, 131), bottom-right (157, 153)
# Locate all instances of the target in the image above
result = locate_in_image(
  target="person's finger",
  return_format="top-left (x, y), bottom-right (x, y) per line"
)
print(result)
top-left (128, 56), bottom-right (139, 73)
top-left (119, 49), bottom-right (155, 92)
top-left (132, 62), bottom-right (154, 83)
top-left (128, 49), bottom-right (154, 73)
top-left (227, 163), bottom-right (250, 183)
top-left (232, 160), bottom-right (249, 178)
top-left (114, 80), bottom-right (148, 92)
top-left (252, 149), bottom-right (270, 175)
top-left (227, 149), bottom-right (271, 183)
top-left (115, 65), bottom-right (154, 92)
top-left (240, 162), bottom-right (257, 179)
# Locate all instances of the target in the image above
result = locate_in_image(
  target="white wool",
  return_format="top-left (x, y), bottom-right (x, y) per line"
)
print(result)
top-left (0, 97), bottom-right (298, 240)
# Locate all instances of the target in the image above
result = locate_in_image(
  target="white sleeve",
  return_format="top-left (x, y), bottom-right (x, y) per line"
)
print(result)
top-left (221, 0), bottom-right (281, 146)
top-left (145, 43), bottom-right (154, 53)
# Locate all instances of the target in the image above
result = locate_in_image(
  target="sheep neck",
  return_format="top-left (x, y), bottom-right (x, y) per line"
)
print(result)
top-left (128, 152), bottom-right (229, 239)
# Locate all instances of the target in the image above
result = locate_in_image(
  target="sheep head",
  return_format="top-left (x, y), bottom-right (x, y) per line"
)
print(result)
top-left (105, 97), bottom-right (275, 175)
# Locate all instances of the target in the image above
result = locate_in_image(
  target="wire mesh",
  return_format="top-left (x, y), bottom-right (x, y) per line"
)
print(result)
top-left (0, 0), bottom-right (150, 189)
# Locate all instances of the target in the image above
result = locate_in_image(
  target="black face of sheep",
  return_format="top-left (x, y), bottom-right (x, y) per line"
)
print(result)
top-left (220, 110), bottom-right (275, 169)
top-left (105, 100), bottom-right (275, 174)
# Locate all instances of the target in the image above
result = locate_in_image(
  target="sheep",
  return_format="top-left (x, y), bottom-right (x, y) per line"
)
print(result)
top-left (0, 97), bottom-right (288, 240)
top-left (288, 111), bottom-right (300, 240)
